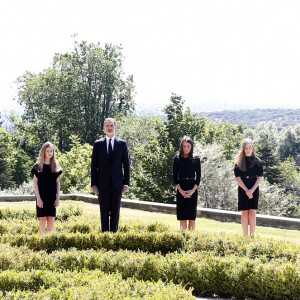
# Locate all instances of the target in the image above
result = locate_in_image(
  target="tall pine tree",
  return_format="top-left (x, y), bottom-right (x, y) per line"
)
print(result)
top-left (255, 122), bottom-right (281, 184)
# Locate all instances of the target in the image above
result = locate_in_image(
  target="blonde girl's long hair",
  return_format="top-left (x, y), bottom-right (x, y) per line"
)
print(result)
top-left (236, 138), bottom-right (259, 171)
top-left (35, 141), bottom-right (62, 173)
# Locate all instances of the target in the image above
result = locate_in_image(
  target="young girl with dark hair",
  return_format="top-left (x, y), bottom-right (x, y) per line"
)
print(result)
top-left (173, 136), bottom-right (201, 230)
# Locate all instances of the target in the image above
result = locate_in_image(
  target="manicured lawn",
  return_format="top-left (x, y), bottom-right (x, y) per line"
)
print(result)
top-left (1, 200), bottom-right (299, 245)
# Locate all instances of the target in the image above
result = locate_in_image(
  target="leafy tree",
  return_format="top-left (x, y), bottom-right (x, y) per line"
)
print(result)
top-left (162, 93), bottom-right (206, 150)
top-left (14, 39), bottom-right (135, 151)
top-left (254, 122), bottom-right (281, 184)
top-left (134, 136), bottom-right (176, 203)
top-left (130, 94), bottom-right (207, 203)
top-left (196, 142), bottom-right (299, 217)
top-left (201, 118), bottom-right (217, 144)
top-left (278, 157), bottom-right (298, 188)
top-left (117, 115), bottom-right (162, 168)
top-left (8, 147), bottom-right (33, 186)
top-left (117, 113), bottom-right (176, 203)
top-left (58, 135), bottom-right (93, 194)
top-left (116, 115), bottom-right (163, 199)
top-left (196, 143), bottom-right (237, 210)
top-left (0, 128), bottom-right (32, 189)
top-left (0, 128), bottom-right (14, 189)
top-left (279, 124), bottom-right (300, 163)
top-left (9, 113), bottom-right (42, 161)
top-left (124, 95), bottom-right (245, 203)
top-left (258, 179), bottom-right (299, 217)
top-left (212, 122), bottom-right (246, 160)
top-left (277, 157), bottom-right (300, 216)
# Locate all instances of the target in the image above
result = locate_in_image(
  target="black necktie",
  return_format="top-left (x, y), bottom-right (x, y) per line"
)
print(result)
top-left (108, 138), bottom-right (113, 161)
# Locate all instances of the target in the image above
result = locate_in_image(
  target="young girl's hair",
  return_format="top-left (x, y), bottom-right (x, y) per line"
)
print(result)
top-left (179, 136), bottom-right (194, 159)
top-left (236, 138), bottom-right (260, 171)
top-left (35, 141), bottom-right (61, 173)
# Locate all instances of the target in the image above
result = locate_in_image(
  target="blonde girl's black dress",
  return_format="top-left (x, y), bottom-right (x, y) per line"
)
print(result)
top-left (173, 155), bottom-right (201, 220)
top-left (234, 156), bottom-right (263, 211)
top-left (31, 164), bottom-right (62, 217)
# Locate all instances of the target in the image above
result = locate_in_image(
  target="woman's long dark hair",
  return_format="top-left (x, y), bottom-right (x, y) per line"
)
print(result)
top-left (179, 136), bottom-right (194, 159)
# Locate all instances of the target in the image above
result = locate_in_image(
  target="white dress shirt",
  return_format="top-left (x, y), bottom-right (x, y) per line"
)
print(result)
top-left (105, 135), bottom-right (115, 153)
top-left (105, 135), bottom-right (128, 188)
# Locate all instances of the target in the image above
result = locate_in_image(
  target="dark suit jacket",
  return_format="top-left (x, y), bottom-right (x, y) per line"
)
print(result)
top-left (91, 137), bottom-right (130, 192)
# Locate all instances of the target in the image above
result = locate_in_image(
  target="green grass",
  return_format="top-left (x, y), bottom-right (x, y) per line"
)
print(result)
top-left (1, 200), bottom-right (299, 246)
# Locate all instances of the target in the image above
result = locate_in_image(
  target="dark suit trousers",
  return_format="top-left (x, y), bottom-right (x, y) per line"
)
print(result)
top-left (98, 179), bottom-right (122, 232)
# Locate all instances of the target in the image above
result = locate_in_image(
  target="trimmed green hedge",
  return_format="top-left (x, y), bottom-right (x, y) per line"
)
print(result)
top-left (0, 205), bottom-right (83, 221)
top-left (0, 216), bottom-right (170, 235)
top-left (1, 231), bottom-right (298, 262)
top-left (1, 232), bottom-right (186, 254)
top-left (0, 247), bottom-right (299, 299)
top-left (0, 270), bottom-right (194, 299)
top-left (0, 208), bottom-right (36, 220)
top-left (0, 205), bottom-right (299, 299)
top-left (184, 232), bottom-right (299, 261)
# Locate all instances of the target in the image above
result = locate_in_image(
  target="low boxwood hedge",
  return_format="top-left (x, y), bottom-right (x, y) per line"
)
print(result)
top-left (2, 230), bottom-right (298, 262)
top-left (1, 205), bottom-right (299, 299)
top-left (0, 246), bottom-right (299, 299)
top-left (0, 269), bottom-right (194, 299)
top-left (0, 205), bottom-right (83, 221)
top-left (1, 232), bottom-right (186, 254)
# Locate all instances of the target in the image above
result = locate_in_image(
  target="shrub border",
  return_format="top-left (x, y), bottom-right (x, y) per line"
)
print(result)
top-left (0, 194), bottom-right (299, 230)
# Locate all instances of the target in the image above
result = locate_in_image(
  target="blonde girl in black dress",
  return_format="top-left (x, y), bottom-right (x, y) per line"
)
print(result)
top-left (234, 139), bottom-right (263, 236)
top-left (31, 142), bottom-right (62, 235)
top-left (173, 136), bottom-right (201, 230)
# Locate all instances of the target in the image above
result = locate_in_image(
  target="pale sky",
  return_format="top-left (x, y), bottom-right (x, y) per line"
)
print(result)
top-left (1, 0), bottom-right (300, 115)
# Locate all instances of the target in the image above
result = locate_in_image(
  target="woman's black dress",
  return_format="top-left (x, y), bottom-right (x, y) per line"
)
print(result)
top-left (234, 156), bottom-right (263, 211)
top-left (173, 155), bottom-right (201, 220)
top-left (31, 164), bottom-right (62, 217)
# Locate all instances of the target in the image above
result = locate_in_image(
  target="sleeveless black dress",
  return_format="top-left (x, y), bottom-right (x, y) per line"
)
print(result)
top-left (173, 155), bottom-right (201, 220)
top-left (31, 164), bottom-right (62, 217)
top-left (234, 156), bottom-right (263, 211)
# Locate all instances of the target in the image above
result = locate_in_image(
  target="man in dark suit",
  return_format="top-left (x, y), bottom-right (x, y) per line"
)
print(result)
top-left (91, 118), bottom-right (130, 232)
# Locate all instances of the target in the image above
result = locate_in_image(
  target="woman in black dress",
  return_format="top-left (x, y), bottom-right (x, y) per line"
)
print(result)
top-left (234, 138), bottom-right (263, 236)
top-left (173, 136), bottom-right (201, 230)
top-left (31, 142), bottom-right (62, 235)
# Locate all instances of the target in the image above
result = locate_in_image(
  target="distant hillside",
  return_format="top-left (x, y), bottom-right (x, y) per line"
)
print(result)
top-left (197, 108), bottom-right (300, 129)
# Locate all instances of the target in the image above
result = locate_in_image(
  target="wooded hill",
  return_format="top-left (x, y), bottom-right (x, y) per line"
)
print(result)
top-left (197, 108), bottom-right (300, 129)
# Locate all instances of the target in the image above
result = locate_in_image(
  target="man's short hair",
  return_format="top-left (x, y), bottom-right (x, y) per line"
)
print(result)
top-left (104, 118), bottom-right (117, 126)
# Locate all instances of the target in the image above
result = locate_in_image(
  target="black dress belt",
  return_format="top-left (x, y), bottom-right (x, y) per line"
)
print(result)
top-left (242, 176), bottom-right (257, 179)
top-left (179, 178), bottom-right (195, 180)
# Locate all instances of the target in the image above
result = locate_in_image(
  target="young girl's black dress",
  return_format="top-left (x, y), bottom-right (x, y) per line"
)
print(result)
top-left (31, 164), bottom-right (62, 217)
top-left (173, 155), bottom-right (201, 220)
top-left (234, 156), bottom-right (263, 211)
